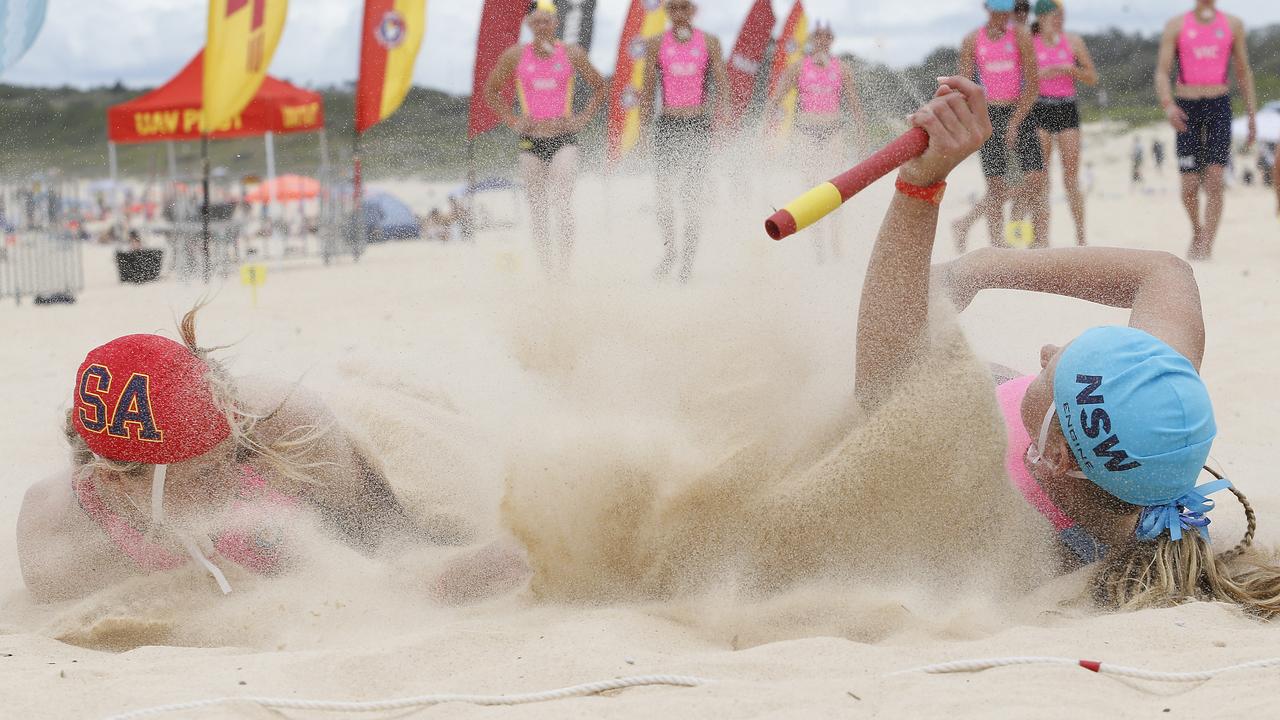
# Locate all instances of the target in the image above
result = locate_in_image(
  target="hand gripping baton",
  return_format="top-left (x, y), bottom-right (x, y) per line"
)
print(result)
top-left (765, 127), bottom-right (930, 240)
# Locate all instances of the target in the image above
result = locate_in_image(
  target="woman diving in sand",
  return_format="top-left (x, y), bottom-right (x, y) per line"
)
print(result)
top-left (864, 75), bottom-right (1277, 612)
top-left (16, 306), bottom-right (469, 602)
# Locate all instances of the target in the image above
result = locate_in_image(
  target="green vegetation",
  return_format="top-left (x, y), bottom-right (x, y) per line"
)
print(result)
top-left (1, 23), bottom-right (1275, 181)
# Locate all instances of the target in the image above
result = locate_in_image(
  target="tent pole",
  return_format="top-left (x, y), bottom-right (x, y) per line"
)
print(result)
top-left (108, 142), bottom-right (121, 235)
top-left (166, 141), bottom-right (178, 183)
top-left (201, 134), bottom-right (211, 283)
top-left (265, 130), bottom-right (278, 240)
top-left (353, 130), bottom-right (364, 252)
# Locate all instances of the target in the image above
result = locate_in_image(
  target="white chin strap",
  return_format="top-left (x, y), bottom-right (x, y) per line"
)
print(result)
top-left (151, 465), bottom-right (233, 594)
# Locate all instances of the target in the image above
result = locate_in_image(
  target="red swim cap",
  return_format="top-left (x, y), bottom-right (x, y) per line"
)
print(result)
top-left (71, 334), bottom-right (231, 465)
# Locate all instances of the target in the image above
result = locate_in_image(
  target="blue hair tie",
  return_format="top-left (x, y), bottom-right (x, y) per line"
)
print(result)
top-left (1136, 478), bottom-right (1232, 542)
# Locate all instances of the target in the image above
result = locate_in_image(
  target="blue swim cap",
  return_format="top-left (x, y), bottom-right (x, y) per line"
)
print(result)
top-left (986, 0), bottom-right (1016, 12)
top-left (1052, 326), bottom-right (1216, 507)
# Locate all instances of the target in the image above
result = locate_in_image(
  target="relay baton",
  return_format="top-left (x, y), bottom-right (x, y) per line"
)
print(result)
top-left (764, 127), bottom-right (930, 241)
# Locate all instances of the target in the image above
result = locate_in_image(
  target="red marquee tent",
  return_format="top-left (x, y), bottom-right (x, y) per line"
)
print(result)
top-left (107, 50), bottom-right (324, 144)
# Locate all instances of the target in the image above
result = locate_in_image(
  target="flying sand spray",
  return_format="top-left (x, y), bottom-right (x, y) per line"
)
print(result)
top-left (764, 127), bottom-right (929, 240)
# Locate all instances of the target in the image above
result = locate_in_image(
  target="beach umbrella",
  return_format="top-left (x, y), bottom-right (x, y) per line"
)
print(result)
top-left (244, 175), bottom-right (320, 203)
top-left (1232, 111), bottom-right (1280, 144)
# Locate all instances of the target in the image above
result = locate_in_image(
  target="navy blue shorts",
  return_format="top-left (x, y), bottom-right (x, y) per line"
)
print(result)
top-left (1175, 96), bottom-right (1232, 173)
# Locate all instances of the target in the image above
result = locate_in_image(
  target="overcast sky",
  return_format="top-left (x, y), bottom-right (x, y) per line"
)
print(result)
top-left (4, 1), bottom-right (1279, 93)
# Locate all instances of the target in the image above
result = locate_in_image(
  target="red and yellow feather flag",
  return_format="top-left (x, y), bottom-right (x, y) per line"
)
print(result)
top-left (203, 0), bottom-right (289, 133)
top-left (356, 0), bottom-right (427, 134)
top-left (606, 0), bottom-right (666, 165)
top-left (768, 0), bottom-right (808, 138)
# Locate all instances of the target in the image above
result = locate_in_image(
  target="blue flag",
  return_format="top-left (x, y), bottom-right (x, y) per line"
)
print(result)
top-left (0, 0), bottom-right (48, 75)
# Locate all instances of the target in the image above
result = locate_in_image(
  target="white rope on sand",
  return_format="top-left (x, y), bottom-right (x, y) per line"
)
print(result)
top-left (892, 656), bottom-right (1280, 682)
top-left (101, 674), bottom-right (709, 720)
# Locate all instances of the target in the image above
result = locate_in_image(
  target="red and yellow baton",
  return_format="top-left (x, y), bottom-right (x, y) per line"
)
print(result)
top-left (765, 127), bottom-right (930, 240)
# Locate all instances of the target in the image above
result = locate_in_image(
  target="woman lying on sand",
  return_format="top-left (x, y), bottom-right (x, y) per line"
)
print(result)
top-left (16, 307), bottom-right (472, 602)
top-left (870, 75), bottom-right (1277, 613)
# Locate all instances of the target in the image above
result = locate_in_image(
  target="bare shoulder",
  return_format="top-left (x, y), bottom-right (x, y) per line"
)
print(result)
top-left (18, 472), bottom-right (77, 534)
top-left (705, 33), bottom-right (723, 52)
top-left (18, 470), bottom-right (131, 602)
top-left (1163, 15), bottom-right (1183, 35)
top-left (1226, 13), bottom-right (1247, 35)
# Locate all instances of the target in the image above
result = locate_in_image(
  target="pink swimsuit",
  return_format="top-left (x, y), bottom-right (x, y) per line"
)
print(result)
top-left (1177, 11), bottom-right (1233, 86)
top-left (996, 376), bottom-right (1104, 566)
top-left (975, 27), bottom-right (1022, 104)
top-left (1034, 33), bottom-right (1076, 99)
top-left (659, 29), bottom-right (709, 108)
top-left (516, 42), bottom-right (575, 121)
top-left (75, 466), bottom-right (297, 575)
top-left (798, 56), bottom-right (843, 115)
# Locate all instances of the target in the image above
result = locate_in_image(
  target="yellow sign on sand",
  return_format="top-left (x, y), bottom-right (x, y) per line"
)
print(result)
top-left (240, 262), bottom-right (267, 306)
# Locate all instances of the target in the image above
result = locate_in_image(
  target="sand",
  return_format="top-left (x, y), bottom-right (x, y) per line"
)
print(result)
top-left (3, 123), bottom-right (1280, 719)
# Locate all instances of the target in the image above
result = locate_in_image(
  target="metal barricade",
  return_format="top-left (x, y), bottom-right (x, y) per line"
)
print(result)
top-left (0, 232), bottom-right (85, 305)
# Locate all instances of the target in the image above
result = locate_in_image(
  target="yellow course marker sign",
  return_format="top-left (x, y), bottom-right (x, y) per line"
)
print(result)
top-left (240, 262), bottom-right (267, 306)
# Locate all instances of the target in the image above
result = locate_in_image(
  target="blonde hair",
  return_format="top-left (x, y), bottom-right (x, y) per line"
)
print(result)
top-left (1092, 470), bottom-right (1280, 618)
top-left (65, 303), bottom-right (332, 488)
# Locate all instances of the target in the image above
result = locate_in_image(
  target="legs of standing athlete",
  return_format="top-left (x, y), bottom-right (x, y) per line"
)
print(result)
top-left (1179, 170), bottom-right (1205, 259)
top-left (520, 146), bottom-right (580, 279)
top-left (1057, 128), bottom-right (1087, 245)
top-left (953, 176), bottom-right (1009, 250)
top-left (1194, 164), bottom-right (1226, 260)
top-left (519, 153), bottom-right (554, 275)
top-left (546, 145), bottom-right (580, 278)
top-left (1020, 170), bottom-right (1049, 249)
top-left (676, 158), bottom-right (704, 282)
top-left (654, 168), bottom-right (678, 279)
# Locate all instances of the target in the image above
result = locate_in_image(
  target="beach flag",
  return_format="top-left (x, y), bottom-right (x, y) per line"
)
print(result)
top-left (468, 0), bottom-right (526, 139)
top-left (768, 0), bottom-right (808, 138)
top-left (724, 0), bottom-right (775, 128)
top-left (606, 0), bottom-right (666, 164)
top-left (356, 0), bottom-right (427, 134)
top-left (554, 0), bottom-right (598, 50)
top-left (203, 0), bottom-right (289, 133)
top-left (0, 0), bottom-right (48, 76)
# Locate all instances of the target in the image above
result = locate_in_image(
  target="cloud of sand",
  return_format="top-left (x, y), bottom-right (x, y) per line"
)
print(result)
top-left (499, 275), bottom-right (1065, 639)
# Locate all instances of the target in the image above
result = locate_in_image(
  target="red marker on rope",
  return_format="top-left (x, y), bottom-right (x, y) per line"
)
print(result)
top-left (765, 127), bottom-right (930, 241)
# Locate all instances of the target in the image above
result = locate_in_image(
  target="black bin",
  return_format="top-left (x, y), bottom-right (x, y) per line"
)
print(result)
top-left (116, 249), bottom-right (164, 284)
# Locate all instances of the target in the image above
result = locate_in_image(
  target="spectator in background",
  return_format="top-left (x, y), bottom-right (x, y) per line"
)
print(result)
top-left (1152, 139), bottom-right (1166, 172)
top-left (1132, 137), bottom-right (1145, 189)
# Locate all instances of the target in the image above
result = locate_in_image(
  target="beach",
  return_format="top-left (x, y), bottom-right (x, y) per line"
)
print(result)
top-left (3, 124), bottom-right (1280, 719)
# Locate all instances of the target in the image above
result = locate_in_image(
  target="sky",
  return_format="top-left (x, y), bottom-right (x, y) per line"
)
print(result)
top-left (4, 0), bottom-right (1280, 94)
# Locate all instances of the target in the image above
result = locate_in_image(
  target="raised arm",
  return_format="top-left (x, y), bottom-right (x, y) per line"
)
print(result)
top-left (483, 46), bottom-right (526, 133)
top-left (1069, 34), bottom-right (1099, 86)
top-left (854, 77), bottom-right (992, 409)
top-left (566, 45), bottom-right (607, 133)
top-left (939, 247), bottom-right (1205, 369)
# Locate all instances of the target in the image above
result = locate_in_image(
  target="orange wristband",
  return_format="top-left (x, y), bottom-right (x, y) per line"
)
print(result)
top-left (895, 177), bottom-right (947, 206)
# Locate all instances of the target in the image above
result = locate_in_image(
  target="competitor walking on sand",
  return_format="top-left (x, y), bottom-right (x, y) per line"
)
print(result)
top-left (1155, 0), bottom-right (1256, 261)
top-left (1031, 0), bottom-right (1097, 246)
top-left (952, 0), bottom-right (1047, 251)
top-left (484, 0), bottom-right (606, 279)
top-left (640, 0), bottom-right (730, 282)
top-left (768, 22), bottom-right (867, 263)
